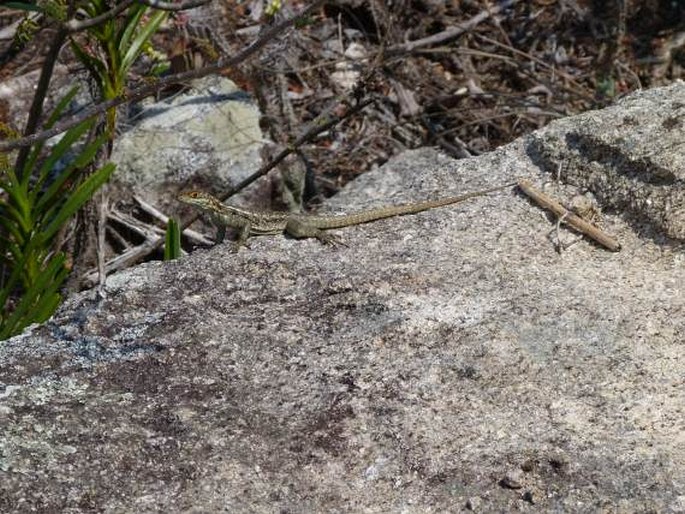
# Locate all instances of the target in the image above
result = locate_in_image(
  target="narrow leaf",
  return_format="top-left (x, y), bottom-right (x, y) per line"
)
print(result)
top-left (45, 86), bottom-right (80, 130)
top-left (38, 162), bottom-right (116, 244)
top-left (34, 131), bottom-right (108, 213)
top-left (0, 248), bottom-right (33, 317)
top-left (2, 189), bottom-right (32, 234)
top-left (118, 4), bottom-right (147, 54)
top-left (23, 86), bottom-right (81, 176)
top-left (164, 218), bottom-right (181, 261)
top-left (0, 206), bottom-right (28, 244)
top-left (4, 3), bottom-right (42, 12)
top-left (121, 10), bottom-right (167, 74)
top-left (0, 254), bottom-right (66, 339)
top-left (69, 40), bottom-right (108, 92)
top-left (34, 118), bottom-right (95, 194)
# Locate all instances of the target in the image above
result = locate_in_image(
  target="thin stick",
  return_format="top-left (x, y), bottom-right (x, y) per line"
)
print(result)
top-left (218, 97), bottom-right (375, 204)
top-left (0, 0), bottom-right (325, 152)
top-left (76, 96), bottom-right (374, 283)
top-left (134, 195), bottom-right (212, 245)
top-left (517, 179), bottom-right (621, 252)
top-left (385, 0), bottom-right (518, 57)
top-left (64, 0), bottom-right (135, 32)
top-left (97, 188), bottom-right (108, 295)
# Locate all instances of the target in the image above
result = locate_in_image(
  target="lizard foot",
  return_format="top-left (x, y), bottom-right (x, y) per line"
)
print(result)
top-left (229, 241), bottom-right (251, 252)
top-left (316, 231), bottom-right (347, 247)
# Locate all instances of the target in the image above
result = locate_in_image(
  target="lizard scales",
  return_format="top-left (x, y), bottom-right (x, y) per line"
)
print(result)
top-left (178, 182), bottom-right (515, 246)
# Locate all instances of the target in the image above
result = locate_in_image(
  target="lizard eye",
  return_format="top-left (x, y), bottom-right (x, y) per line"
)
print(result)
top-left (188, 191), bottom-right (198, 198)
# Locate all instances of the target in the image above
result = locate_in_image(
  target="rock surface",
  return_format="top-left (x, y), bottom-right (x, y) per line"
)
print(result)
top-left (111, 75), bottom-right (264, 203)
top-left (1, 83), bottom-right (683, 513)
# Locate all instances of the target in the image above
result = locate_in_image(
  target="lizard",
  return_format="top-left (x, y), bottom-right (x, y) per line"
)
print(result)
top-left (178, 181), bottom-right (516, 248)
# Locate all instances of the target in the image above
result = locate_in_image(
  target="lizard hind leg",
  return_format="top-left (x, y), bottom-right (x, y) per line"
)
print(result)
top-left (285, 219), bottom-right (342, 245)
top-left (316, 231), bottom-right (344, 246)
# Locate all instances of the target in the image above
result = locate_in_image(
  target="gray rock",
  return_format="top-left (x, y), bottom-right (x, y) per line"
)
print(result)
top-left (1, 83), bottom-right (683, 512)
top-left (528, 80), bottom-right (685, 241)
top-left (111, 75), bottom-right (264, 202)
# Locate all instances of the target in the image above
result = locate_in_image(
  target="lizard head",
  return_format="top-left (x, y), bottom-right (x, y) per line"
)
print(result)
top-left (177, 190), bottom-right (221, 211)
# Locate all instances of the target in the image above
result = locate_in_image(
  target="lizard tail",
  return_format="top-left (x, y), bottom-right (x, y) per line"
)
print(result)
top-left (311, 182), bottom-right (516, 229)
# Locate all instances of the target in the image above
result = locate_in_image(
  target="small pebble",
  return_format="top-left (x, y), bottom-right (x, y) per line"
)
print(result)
top-left (500, 470), bottom-right (523, 489)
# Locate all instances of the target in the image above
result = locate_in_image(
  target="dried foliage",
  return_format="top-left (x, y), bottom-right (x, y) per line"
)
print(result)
top-left (186, 0), bottom-right (685, 191)
top-left (2, 1), bottom-right (683, 188)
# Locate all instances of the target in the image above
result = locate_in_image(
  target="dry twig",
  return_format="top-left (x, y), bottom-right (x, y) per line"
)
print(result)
top-left (385, 0), bottom-right (519, 57)
top-left (0, 0), bottom-right (325, 152)
top-left (517, 179), bottom-right (621, 252)
top-left (77, 96), bottom-right (376, 283)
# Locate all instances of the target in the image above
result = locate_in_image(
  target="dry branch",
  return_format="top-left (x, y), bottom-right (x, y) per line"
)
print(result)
top-left (0, 0), bottom-right (325, 152)
top-left (517, 179), bottom-right (621, 252)
top-left (385, 0), bottom-right (519, 57)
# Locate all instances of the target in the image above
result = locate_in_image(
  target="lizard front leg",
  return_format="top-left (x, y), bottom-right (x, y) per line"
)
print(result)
top-left (215, 219), bottom-right (251, 251)
top-left (215, 225), bottom-right (227, 245)
top-left (232, 223), bottom-right (252, 251)
top-left (214, 223), bottom-right (250, 251)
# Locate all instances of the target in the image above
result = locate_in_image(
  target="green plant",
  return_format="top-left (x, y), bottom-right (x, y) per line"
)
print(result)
top-left (0, 1), bottom-right (171, 340)
top-left (164, 218), bottom-right (181, 261)
top-left (1, 0), bottom-right (317, 338)
top-left (69, 0), bottom-right (168, 135)
top-left (0, 87), bottom-right (115, 339)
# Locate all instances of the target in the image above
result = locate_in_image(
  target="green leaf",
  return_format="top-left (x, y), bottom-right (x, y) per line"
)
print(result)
top-left (34, 130), bottom-right (108, 213)
top-left (4, 2), bottom-right (42, 13)
top-left (121, 9), bottom-right (167, 74)
top-left (33, 118), bottom-right (95, 197)
top-left (38, 162), bottom-right (116, 245)
top-left (119, 3), bottom-right (147, 54)
top-left (0, 247), bottom-right (34, 319)
top-left (2, 187), bottom-right (32, 234)
top-left (69, 39), bottom-right (109, 94)
top-left (0, 230), bottom-right (23, 264)
top-left (0, 253), bottom-right (67, 339)
top-left (23, 85), bottom-right (81, 176)
top-left (149, 60), bottom-right (170, 77)
top-left (0, 165), bottom-right (22, 193)
top-left (21, 252), bottom-right (65, 304)
top-left (164, 218), bottom-right (181, 261)
top-left (26, 263), bottom-right (68, 323)
top-left (44, 86), bottom-right (80, 130)
top-left (0, 203), bottom-right (29, 242)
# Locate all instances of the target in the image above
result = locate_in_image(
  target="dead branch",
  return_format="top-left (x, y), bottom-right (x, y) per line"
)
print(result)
top-left (0, 0), bottom-right (325, 152)
top-left (137, 0), bottom-right (212, 11)
top-left (385, 0), bottom-right (519, 57)
top-left (14, 27), bottom-right (68, 177)
top-left (64, 0), bottom-right (135, 32)
top-left (217, 97), bottom-right (376, 204)
top-left (517, 179), bottom-right (621, 252)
